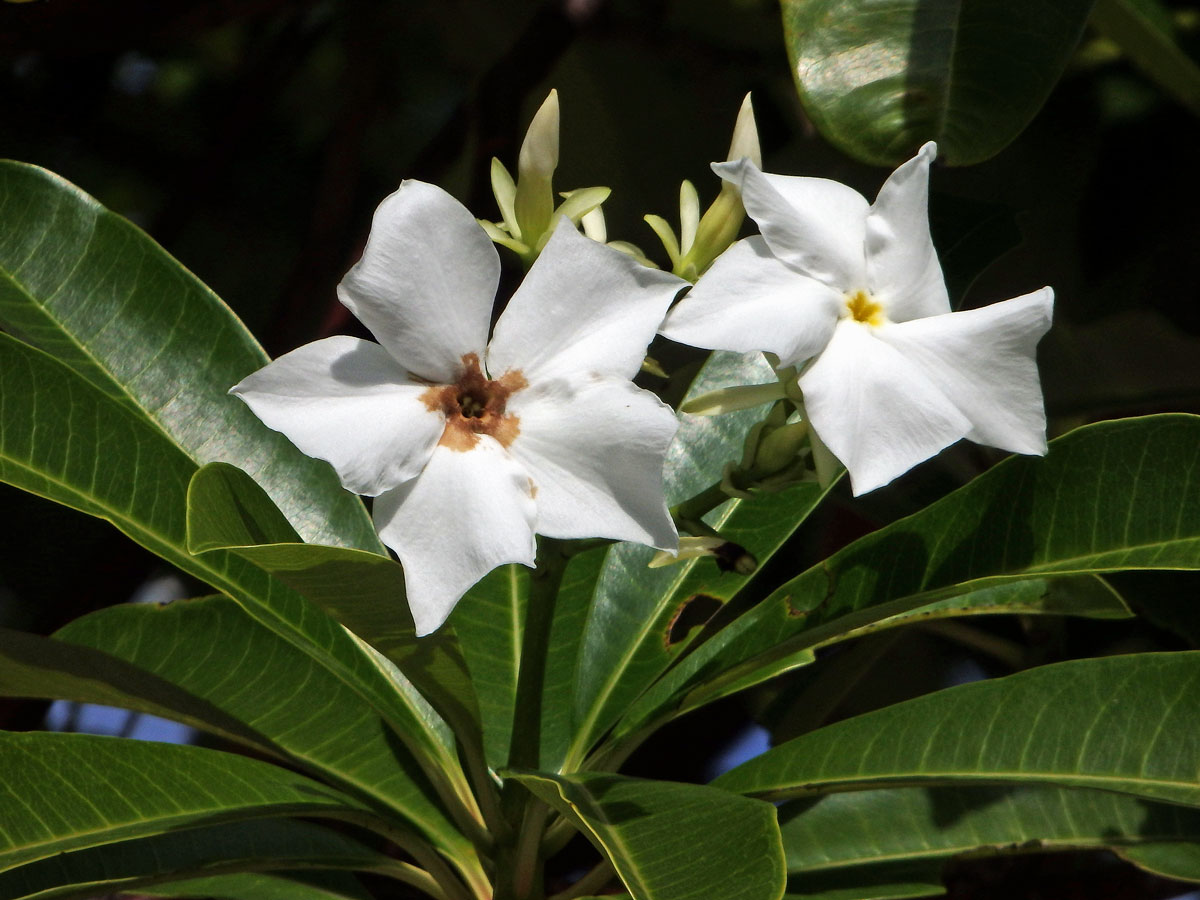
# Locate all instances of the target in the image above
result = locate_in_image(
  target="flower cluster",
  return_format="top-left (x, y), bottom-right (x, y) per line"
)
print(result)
top-left (233, 106), bottom-right (1052, 633)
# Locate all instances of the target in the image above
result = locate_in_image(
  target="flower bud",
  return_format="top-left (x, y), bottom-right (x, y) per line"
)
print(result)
top-left (515, 90), bottom-right (560, 246)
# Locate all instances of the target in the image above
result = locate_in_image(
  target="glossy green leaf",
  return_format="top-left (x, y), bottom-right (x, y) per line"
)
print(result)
top-left (779, 0), bottom-right (1095, 165)
top-left (509, 771), bottom-right (786, 900)
top-left (0, 819), bottom-right (389, 900)
top-left (41, 597), bottom-right (470, 859)
top-left (1120, 842), bottom-right (1200, 883)
top-left (782, 785), bottom-right (1200, 887)
top-left (0, 333), bottom-right (466, 804)
top-left (714, 651), bottom-right (1200, 805)
top-left (0, 732), bottom-right (370, 873)
top-left (1090, 0), bottom-right (1200, 117)
top-left (568, 350), bottom-right (832, 768)
top-left (619, 415), bottom-right (1200, 739)
top-left (846, 575), bottom-right (1131, 641)
top-left (0, 159), bottom-right (380, 552)
top-left (186, 462), bottom-right (479, 740)
top-left (141, 872), bottom-right (371, 900)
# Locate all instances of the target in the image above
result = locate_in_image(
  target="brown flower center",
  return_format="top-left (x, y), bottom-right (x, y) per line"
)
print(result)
top-left (421, 353), bottom-right (527, 451)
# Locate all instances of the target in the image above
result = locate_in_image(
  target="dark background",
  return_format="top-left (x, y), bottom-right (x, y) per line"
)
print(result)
top-left (3, 1), bottom-right (1200, 897)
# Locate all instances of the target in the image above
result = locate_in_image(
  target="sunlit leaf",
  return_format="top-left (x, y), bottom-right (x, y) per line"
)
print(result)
top-left (619, 415), bottom-right (1200, 739)
top-left (779, 0), bottom-right (1095, 165)
top-left (714, 651), bottom-right (1200, 806)
top-left (0, 160), bottom-right (380, 551)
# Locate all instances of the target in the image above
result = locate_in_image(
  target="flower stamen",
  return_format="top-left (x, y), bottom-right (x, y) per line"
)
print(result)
top-left (422, 352), bottom-right (526, 451)
top-left (845, 290), bottom-right (884, 327)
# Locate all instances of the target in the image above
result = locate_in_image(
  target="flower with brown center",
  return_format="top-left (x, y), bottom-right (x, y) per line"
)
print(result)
top-left (232, 180), bottom-right (685, 634)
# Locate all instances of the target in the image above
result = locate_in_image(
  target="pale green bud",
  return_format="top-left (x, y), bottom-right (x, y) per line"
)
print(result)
top-left (514, 90), bottom-right (560, 246)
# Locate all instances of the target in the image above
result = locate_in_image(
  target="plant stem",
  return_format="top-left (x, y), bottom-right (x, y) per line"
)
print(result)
top-left (548, 859), bottom-right (615, 900)
top-left (339, 810), bottom-right (477, 900)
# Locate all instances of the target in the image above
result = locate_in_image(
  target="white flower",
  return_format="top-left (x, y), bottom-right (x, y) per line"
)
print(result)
top-left (232, 181), bottom-right (684, 634)
top-left (660, 142), bottom-right (1053, 495)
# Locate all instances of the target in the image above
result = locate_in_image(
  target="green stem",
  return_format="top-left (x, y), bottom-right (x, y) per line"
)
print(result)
top-left (670, 480), bottom-right (733, 534)
top-left (547, 859), bottom-right (615, 900)
top-left (338, 811), bottom-right (477, 900)
top-left (367, 860), bottom-right (454, 900)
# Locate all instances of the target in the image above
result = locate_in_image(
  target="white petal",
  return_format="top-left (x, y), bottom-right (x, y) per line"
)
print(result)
top-left (799, 320), bottom-right (971, 495)
top-left (506, 377), bottom-right (678, 549)
top-left (660, 236), bottom-right (842, 368)
top-left (374, 440), bottom-right (537, 636)
top-left (337, 180), bottom-right (499, 383)
top-left (864, 142), bottom-right (950, 322)
top-left (713, 158), bottom-right (868, 290)
top-left (486, 219), bottom-right (686, 383)
top-left (230, 335), bottom-right (444, 496)
top-left (876, 288), bottom-right (1053, 455)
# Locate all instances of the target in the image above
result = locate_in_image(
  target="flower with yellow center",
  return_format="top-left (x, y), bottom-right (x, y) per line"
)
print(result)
top-left (661, 142), bottom-right (1054, 494)
top-left (232, 181), bottom-right (684, 634)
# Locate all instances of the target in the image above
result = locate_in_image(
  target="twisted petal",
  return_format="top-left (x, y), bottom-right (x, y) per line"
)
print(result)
top-left (877, 288), bottom-right (1053, 455)
top-left (799, 320), bottom-right (971, 495)
top-left (713, 158), bottom-right (868, 289)
top-left (230, 335), bottom-right (444, 496)
top-left (374, 440), bottom-right (537, 636)
top-left (865, 142), bottom-right (950, 321)
top-left (487, 220), bottom-right (686, 383)
top-left (506, 377), bottom-right (678, 549)
top-left (660, 236), bottom-right (842, 368)
top-left (337, 180), bottom-right (498, 383)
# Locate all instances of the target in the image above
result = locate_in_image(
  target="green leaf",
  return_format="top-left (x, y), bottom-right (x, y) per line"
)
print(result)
top-left (0, 819), bottom-right (388, 900)
top-left (1090, 0), bottom-right (1200, 117)
top-left (450, 563), bottom-right (529, 768)
top-left (779, 0), bottom-right (1096, 165)
top-left (845, 575), bottom-right (1131, 641)
top-left (186, 462), bottom-right (480, 741)
top-left (1120, 842), bottom-right (1200, 883)
top-left (567, 350), bottom-right (832, 768)
top-left (508, 771), bottom-right (786, 900)
top-left (0, 160), bottom-right (380, 552)
top-left (141, 872), bottom-right (371, 900)
top-left (0, 333), bottom-right (467, 807)
top-left (0, 732), bottom-right (369, 873)
top-left (713, 651), bottom-right (1200, 806)
top-left (781, 785), bottom-right (1200, 887)
top-left (39, 597), bottom-right (470, 858)
top-left (620, 415), bottom-right (1200, 738)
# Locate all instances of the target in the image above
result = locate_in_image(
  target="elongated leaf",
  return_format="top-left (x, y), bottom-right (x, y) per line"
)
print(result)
top-left (1120, 842), bottom-right (1200, 883)
top-left (568, 350), bottom-right (832, 768)
top-left (450, 562), bottom-right (529, 768)
top-left (619, 415), bottom-right (1200, 739)
top-left (0, 333), bottom-right (465, 802)
top-left (0, 819), bottom-right (388, 900)
top-left (781, 785), bottom-right (1200, 884)
top-left (186, 462), bottom-right (479, 740)
top-left (847, 575), bottom-right (1130, 640)
top-left (0, 732), bottom-right (369, 873)
top-left (0, 160), bottom-right (380, 552)
top-left (142, 872), bottom-right (371, 900)
top-left (41, 597), bottom-right (469, 858)
top-left (780, 0), bottom-right (1096, 165)
top-left (509, 771), bottom-right (786, 900)
top-left (714, 651), bottom-right (1200, 807)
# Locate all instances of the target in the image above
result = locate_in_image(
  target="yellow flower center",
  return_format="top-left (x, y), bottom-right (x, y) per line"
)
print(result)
top-left (845, 290), bottom-right (884, 327)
